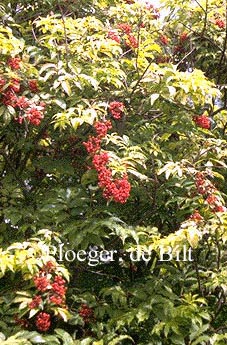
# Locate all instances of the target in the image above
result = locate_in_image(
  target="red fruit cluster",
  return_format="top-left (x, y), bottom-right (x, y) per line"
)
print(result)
top-left (108, 30), bottom-right (121, 44)
top-left (108, 22), bottom-right (138, 49)
top-left (34, 275), bottom-right (50, 292)
top-left (28, 79), bottom-right (39, 92)
top-left (189, 210), bottom-right (204, 222)
top-left (102, 174), bottom-right (131, 203)
top-left (179, 32), bottom-right (188, 42)
top-left (193, 115), bottom-right (211, 129)
top-left (126, 34), bottom-right (138, 48)
top-left (109, 101), bottom-right (125, 120)
top-left (78, 304), bottom-right (94, 323)
top-left (215, 19), bottom-right (225, 28)
top-left (160, 35), bottom-right (169, 45)
top-left (94, 120), bottom-right (112, 138)
top-left (195, 172), bottom-right (226, 213)
top-left (52, 275), bottom-right (67, 296)
top-left (35, 312), bottom-right (51, 332)
top-left (7, 57), bottom-right (21, 70)
top-left (0, 56), bottom-right (44, 126)
top-left (29, 295), bottom-right (42, 309)
top-left (83, 136), bottom-right (101, 155)
top-left (118, 23), bottom-right (132, 35)
top-left (84, 119), bottom-right (131, 203)
top-left (16, 261), bottom-right (68, 332)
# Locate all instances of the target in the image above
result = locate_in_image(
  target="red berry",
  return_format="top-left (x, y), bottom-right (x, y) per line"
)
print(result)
top-left (83, 136), bottom-right (101, 154)
top-left (215, 19), bottom-right (225, 28)
top-left (126, 34), bottom-right (138, 48)
top-left (94, 120), bottom-right (112, 138)
top-left (193, 115), bottom-right (211, 129)
top-left (189, 210), bottom-right (203, 221)
top-left (109, 101), bottom-right (124, 119)
top-left (108, 31), bottom-right (121, 43)
top-left (160, 35), bottom-right (169, 45)
top-left (7, 57), bottom-right (21, 70)
top-left (34, 275), bottom-right (50, 292)
top-left (29, 295), bottom-right (42, 309)
top-left (118, 23), bottom-right (132, 35)
top-left (28, 79), bottom-right (39, 92)
top-left (179, 32), bottom-right (188, 42)
top-left (35, 312), bottom-right (51, 332)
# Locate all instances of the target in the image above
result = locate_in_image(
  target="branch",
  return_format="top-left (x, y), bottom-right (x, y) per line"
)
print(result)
top-left (216, 2), bottom-right (227, 84)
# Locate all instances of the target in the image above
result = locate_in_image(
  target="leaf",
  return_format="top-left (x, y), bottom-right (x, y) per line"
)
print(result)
top-left (54, 329), bottom-right (74, 345)
top-left (150, 93), bottom-right (160, 106)
top-left (61, 80), bottom-right (71, 96)
top-left (186, 227), bottom-right (201, 248)
top-left (29, 334), bottom-right (46, 343)
top-left (108, 335), bottom-right (134, 345)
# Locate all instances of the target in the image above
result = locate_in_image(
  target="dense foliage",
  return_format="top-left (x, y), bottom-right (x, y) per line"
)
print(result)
top-left (1, 0), bottom-right (227, 343)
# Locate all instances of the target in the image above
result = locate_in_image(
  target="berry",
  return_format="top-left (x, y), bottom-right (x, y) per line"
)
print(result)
top-left (2, 90), bottom-right (17, 107)
top-left (10, 79), bottom-right (20, 93)
top-left (92, 153), bottom-right (109, 171)
top-left (83, 136), bottom-right (101, 154)
top-left (118, 23), bottom-right (132, 34)
top-left (189, 210), bottom-right (203, 221)
top-left (126, 34), bottom-right (138, 48)
top-left (7, 57), bottom-right (21, 70)
top-left (49, 294), bottom-right (64, 306)
top-left (206, 194), bottom-right (218, 205)
top-left (109, 101), bottom-right (124, 120)
top-left (35, 312), bottom-right (51, 332)
top-left (78, 304), bottom-right (94, 323)
top-left (94, 120), bottom-right (112, 138)
top-left (214, 205), bottom-right (227, 212)
top-left (16, 96), bottom-right (30, 109)
top-left (0, 77), bottom-right (6, 91)
top-left (34, 276), bottom-right (50, 292)
top-left (193, 115), bottom-right (211, 129)
top-left (108, 31), bottom-right (121, 43)
top-left (160, 35), bottom-right (169, 45)
top-left (215, 19), bottom-right (225, 28)
top-left (179, 32), bottom-right (188, 42)
top-left (42, 261), bottom-right (56, 273)
top-left (28, 79), bottom-right (39, 92)
top-left (26, 106), bottom-right (44, 126)
top-left (29, 295), bottom-right (42, 309)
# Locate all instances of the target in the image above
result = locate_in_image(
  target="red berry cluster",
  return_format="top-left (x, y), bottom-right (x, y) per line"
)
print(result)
top-left (215, 19), bottom-right (225, 28)
top-left (195, 172), bottom-right (226, 213)
top-left (189, 210), bottom-right (204, 222)
top-left (35, 312), bottom-right (51, 332)
top-left (0, 56), bottom-right (45, 126)
top-left (8, 57), bottom-right (21, 70)
top-left (193, 115), bottom-right (211, 129)
top-left (160, 35), bottom-right (169, 45)
top-left (126, 34), bottom-right (139, 48)
top-left (15, 261), bottom-right (68, 333)
top-left (107, 30), bottom-right (121, 43)
top-left (83, 119), bottom-right (131, 203)
top-left (78, 304), bottom-right (94, 323)
top-left (179, 32), bottom-right (188, 43)
top-left (118, 23), bottom-right (132, 35)
top-left (108, 22), bottom-right (138, 49)
top-left (109, 101), bottom-right (125, 120)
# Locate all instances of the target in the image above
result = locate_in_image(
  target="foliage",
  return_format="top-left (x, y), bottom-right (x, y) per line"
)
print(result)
top-left (1, 0), bottom-right (227, 343)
